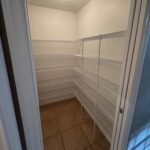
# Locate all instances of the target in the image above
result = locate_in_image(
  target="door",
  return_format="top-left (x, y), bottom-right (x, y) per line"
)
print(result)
top-left (0, 0), bottom-right (44, 149)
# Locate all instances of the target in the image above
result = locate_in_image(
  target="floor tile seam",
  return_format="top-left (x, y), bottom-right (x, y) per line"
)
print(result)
top-left (41, 105), bottom-right (94, 139)
top-left (58, 114), bottom-right (92, 132)
top-left (60, 124), bottom-right (91, 150)
top-left (41, 99), bottom-right (107, 149)
top-left (80, 119), bottom-right (107, 141)
top-left (79, 124), bottom-right (93, 148)
top-left (41, 105), bottom-right (62, 141)
top-left (60, 132), bottom-right (66, 150)
top-left (43, 132), bottom-right (61, 141)
top-left (60, 123), bottom-right (82, 133)
top-left (53, 106), bottom-right (86, 133)
top-left (79, 120), bottom-right (95, 143)
top-left (52, 107), bottom-right (66, 150)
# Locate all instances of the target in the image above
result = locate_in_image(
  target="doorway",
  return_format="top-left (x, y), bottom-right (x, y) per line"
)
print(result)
top-left (26, 0), bottom-right (131, 149)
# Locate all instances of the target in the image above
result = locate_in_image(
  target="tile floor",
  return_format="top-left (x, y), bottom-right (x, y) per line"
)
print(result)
top-left (40, 98), bottom-right (110, 150)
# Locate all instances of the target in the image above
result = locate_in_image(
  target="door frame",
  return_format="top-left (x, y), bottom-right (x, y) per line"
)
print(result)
top-left (0, 1), bottom-right (27, 149)
top-left (1, 0), bottom-right (149, 149)
top-left (0, 36), bottom-right (22, 150)
top-left (1, 0), bottom-right (44, 149)
top-left (111, 0), bottom-right (149, 149)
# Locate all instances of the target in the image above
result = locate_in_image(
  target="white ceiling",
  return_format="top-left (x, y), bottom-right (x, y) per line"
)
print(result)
top-left (28, 0), bottom-right (90, 12)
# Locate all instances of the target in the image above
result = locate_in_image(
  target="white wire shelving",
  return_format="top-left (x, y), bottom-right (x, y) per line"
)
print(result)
top-left (33, 30), bottom-right (126, 142)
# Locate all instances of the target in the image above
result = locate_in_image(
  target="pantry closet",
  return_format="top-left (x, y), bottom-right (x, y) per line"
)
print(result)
top-left (27, 0), bottom-right (131, 149)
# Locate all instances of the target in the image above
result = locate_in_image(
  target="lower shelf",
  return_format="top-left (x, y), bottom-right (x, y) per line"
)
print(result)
top-left (73, 79), bottom-right (115, 122)
top-left (39, 93), bottom-right (75, 106)
top-left (73, 90), bottom-right (113, 143)
top-left (39, 87), bottom-right (75, 105)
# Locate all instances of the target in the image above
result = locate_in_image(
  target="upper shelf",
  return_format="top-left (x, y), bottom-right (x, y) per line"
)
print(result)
top-left (34, 53), bottom-right (75, 57)
top-left (36, 66), bottom-right (75, 72)
top-left (73, 67), bottom-right (119, 97)
top-left (34, 53), bottom-right (122, 66)
top-left (73, 54), bottom-right (122, 66)
top-left (79, 30), bottom-right (126, 41)
top-left (32, 31), bottom-right (126, 43)
top-left (32, 39), bottom-right (77, 43)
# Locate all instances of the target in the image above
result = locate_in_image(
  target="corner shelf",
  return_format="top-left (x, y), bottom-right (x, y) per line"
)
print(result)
top-left (73, 79), bottom-right (115, 123)
top-left (73, 67), bottom-right (119, 96)
top-left (73, 54), bottom-right (122, 66)
top-left (34, 53), bottom-right (75, 57)
top-left (36, 65), bottom-right (76, 71)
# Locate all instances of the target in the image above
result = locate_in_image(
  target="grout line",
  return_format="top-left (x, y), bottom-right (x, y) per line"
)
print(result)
top-left (60, 133), bottom-right (66, 150)
top-left (60, 123), bottom-right (82, 133)
top-left (52, 104), bottom-right (66, 150)
top-left (43, 133), bottom-right (60, 141)
top-left (40, 98), bottom-right (108, 149)
top-left (80, 122), bottom-right (95, 145)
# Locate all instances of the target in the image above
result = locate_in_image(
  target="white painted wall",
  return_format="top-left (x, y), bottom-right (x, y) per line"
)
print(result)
top-left (77, 0), bottom-right (131, 85)
top-left (27, 1), bottom-right (131, 105)
top-left (28, 5), bottom-right (77, 41)
top-left (28, 0), bottom-right (131, 39)
top-left (77, 0), bottom-right (131, 38)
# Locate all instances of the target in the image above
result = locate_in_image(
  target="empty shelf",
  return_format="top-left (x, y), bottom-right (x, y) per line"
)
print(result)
top-left (73, 90), bottom-right (112, 142)
top-left (36, 66), bottom-right (74, 72)
top-left (36, 65), bottom-right (76, 71)
top-left (34, 53), bottom-right (75, 57)
top-left (73, 67), bottom-right (119, 96)
top-left (73, 54), bottom-right (122, 66)
top-left (73, 79), bottom-right (115, 122)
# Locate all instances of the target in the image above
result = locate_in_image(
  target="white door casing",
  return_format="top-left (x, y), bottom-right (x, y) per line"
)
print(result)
top-left (1, 0), bottom-right (44, 149)
top-left (111, 0), bottom-right (149, 149)
top-left (0, 38), bottom-right (22, 150)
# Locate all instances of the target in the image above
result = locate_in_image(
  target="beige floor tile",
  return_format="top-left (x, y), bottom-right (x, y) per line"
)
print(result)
top-left (81, 120), bottom-right (95, 144)
top-left (40, 104), bottom-right (56, 120)
top-left (57, 113), bottom-right (77, 131)
top-left (53, 99), bottom-right (82, 131)
top-left (81, 120), bottom-right (109, 148)
top-left (82, 108), bottom-right (92, 121)
top-left (40, 105), bottom-right (59, 139)
top-left (84, 146), bottom-right (93, 150)
top-left (91, 142), bottom-right (103, 150)
top-left (97, 138), bottom-right (110, 150)
top-left (95, 127), bottom-right (107, 147)
top-left (40, 99), bottom-right (110, 150)
top-left (41, 117), bottom-right (59, 139)
top-left (62, 126), bottom-right (90, 150)
top-left (44, 134), bottom-right (64, 150)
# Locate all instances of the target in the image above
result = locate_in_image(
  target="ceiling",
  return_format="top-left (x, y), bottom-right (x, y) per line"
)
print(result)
top-left (28, 0), bottom-right (90, 12)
